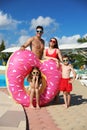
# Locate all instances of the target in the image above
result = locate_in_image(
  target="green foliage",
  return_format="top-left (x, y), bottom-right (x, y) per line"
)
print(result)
top-left (0, 40), bottom-right (12, 65)
top-left (68, 53), bottom-right (87, 69)
top-left (77, 37), bottom-right (87, 43)
top-left (0, 40), bottom-right (5, 52)
top-left (0, 52), bottom-right (12, 65)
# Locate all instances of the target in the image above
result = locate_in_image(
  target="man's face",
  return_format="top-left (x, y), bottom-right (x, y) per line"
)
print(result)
top-left (36, 28), bottom-right (43, 36)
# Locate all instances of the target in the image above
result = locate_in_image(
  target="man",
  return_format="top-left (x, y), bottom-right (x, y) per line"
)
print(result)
top-left (20, 26), bottom-right (45, 59)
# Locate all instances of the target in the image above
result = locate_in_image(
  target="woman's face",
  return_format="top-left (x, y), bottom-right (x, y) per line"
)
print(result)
top-left (49, 39), bottom-right (56, 47)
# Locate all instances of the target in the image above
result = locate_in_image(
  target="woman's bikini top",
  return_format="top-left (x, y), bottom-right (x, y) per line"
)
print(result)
top-left (46, 49), bottom-right (59, 59)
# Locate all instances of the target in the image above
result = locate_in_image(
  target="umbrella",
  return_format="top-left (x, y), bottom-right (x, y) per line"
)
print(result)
top-left (1, 46), bottom-right (30, 53)
top-left (78, 42), bottom-right (87, 49)
top-left (59, 44), bottom-right (79, 50)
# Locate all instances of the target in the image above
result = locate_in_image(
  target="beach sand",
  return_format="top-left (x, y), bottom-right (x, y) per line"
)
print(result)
top-left (0, 80), bottom-right (87, 130)
top-left (46, 80), bottom-right (87, 130)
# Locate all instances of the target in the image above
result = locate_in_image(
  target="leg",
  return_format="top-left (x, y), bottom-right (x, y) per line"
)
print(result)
top-left (29, 88), bottom-right (35, 109)
top-left (67, 92), bottom-right (71, 107)
top-left (63, 91), bottom-right (68, 108)
top-left (35, 88), bottom-right (40, 109)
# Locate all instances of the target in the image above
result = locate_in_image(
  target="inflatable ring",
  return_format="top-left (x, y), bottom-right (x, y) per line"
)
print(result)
top-left (6, 50), bottom-right (61, 107)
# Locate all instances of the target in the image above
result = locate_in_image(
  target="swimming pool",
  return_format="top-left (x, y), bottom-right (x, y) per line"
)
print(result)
top-left (0, 74), bottom-right (29, 88)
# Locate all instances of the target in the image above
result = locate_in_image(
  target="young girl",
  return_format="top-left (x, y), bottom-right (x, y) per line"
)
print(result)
top-left (60, 55), bottom-right (76, 108)
top-left (27, 67), bottom-right (42, 109)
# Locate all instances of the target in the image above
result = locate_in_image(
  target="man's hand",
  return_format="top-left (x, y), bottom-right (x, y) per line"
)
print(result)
top-left (20, 45), bottom-right (25, 50)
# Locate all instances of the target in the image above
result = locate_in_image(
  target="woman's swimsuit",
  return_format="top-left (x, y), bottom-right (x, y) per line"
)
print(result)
top-left (46, 49), bottom-right (59, 59)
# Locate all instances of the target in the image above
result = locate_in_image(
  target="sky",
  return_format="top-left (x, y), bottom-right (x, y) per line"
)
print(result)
top-left (0, 0), bottom-right (87, 48)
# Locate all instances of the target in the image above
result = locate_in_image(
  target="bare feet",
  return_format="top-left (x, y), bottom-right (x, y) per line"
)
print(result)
top-left (29, 105), bottom-right (35, 109)
top-left (36, 105), bottom-right (40, 109)
top-left (62, 104), bottom-right (68, 108)
top-left (65, 104), bottom-right (68, 108)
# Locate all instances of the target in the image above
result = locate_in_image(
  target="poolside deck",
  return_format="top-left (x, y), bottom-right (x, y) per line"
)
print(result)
top-left (0, 90), bottom-right (26, 130)
top-left (0, 80), bottom-right (87, 130)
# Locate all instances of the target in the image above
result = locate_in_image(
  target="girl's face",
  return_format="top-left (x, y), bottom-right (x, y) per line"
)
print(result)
top-left (63, 58), bottom-right (69, 65)
top-left (32, 69), bottom-right (40, 76)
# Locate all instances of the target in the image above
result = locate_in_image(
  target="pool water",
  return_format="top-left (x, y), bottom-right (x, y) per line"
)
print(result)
top-left (0, 74), bottom-right (29, 87)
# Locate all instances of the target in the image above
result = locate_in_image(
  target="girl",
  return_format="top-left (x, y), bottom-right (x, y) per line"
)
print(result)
top-left (27, 67), bottom-right (42, 109)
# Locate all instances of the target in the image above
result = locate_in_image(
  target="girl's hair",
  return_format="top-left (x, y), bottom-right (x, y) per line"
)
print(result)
top-left (49, 37), bottom-right (59, 48)
top-left (27, 67), bottom-right (42, 84)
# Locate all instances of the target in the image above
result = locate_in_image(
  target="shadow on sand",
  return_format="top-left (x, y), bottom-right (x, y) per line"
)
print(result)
top-left (70, 94), bottom-right (87, 106)
top-left (46, 94), bottom-right (87, 107)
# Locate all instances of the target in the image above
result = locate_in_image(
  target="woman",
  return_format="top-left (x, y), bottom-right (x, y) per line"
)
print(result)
top-left (43, 37), bottom-right (63, 103)
top-left (43, 37), bottom-right (62, 67)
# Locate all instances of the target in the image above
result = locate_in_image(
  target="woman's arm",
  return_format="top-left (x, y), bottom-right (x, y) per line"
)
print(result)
top-left (43, 49), bottom-right (49, 60)
top-left (57, 49), bottom-right (63, 62)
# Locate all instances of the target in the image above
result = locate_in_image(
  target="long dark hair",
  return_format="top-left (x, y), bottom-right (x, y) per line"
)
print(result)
top-left (49, 37), bottom-right (59, 48)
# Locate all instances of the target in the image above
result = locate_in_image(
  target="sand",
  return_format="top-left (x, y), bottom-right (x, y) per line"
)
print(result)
top-left (0, 68), bottom-right (87, 130)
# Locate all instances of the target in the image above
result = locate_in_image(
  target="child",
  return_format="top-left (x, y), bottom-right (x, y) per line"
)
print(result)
top-left (27, 67), bottom-right (42, 109)
top-left (60, 55), bottom-right (76, 108)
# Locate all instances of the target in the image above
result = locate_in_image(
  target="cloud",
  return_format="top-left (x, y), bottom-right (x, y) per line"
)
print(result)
top-left (58, 34), bottom-right (81, 45)
top-left (83, 33), bottom-right (87, 39)
top-left (0, 11), bottom-right (21, 30)
top-left (17, 35), bottom-right (29, 45)
top-left (30, 16), bottom-right (58, 30)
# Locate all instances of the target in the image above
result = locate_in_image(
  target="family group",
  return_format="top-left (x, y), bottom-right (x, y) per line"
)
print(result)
top-left (20, 26), bottom-right (76, 109)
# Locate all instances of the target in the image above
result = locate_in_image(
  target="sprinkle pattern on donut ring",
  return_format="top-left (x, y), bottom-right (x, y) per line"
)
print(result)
top-left (6, 50), bottom-right (61, 107)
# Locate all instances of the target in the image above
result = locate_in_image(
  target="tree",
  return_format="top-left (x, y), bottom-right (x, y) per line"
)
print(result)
top-left (62, 50), bottom-right (87, 69)
top-left (77, 37), bottom-right (87, 43)
top-left (0, 40), bottom-right (5, 52)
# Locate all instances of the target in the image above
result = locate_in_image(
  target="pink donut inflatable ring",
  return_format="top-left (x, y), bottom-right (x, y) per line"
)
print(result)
top-left (6, 50), bottom-right (61, 107)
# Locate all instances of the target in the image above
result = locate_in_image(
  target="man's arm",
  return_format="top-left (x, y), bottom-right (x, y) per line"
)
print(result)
top-left (20, 37), bottom-right (33, 50)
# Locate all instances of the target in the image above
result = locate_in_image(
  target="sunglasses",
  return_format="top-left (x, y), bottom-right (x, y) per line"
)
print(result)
top-left (50, 39), bottom-right (56, 44)
top-left (32, 71), bottom-right (39, 75)
top-left (63, 59), bottom-right (69, 62)
top-left (36, 30), bottom-right (43, 33)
